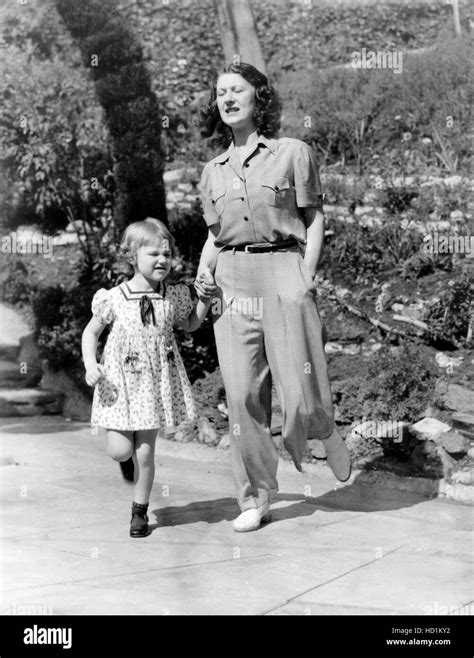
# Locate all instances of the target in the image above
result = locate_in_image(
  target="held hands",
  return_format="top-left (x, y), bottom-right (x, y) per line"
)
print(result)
top-left (194, 267), bottom-right (218, 301)
top-left (85, 363), bottom-right (105, 387)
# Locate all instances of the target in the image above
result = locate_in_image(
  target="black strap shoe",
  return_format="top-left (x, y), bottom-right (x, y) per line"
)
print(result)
top-left (130, 502), bottom-right (150, 538)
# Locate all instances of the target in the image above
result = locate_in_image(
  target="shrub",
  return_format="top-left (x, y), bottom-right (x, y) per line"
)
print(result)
top-left (424, 269), bottom-right (472, 344)
top-left (363, 342), bottom-right (438, 422)
top-left (279, 36), bottom-right (473, 174)
top-left (321, 218), bottom-right (426, 283)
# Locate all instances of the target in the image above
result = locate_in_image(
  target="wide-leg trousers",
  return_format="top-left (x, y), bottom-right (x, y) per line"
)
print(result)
top-left (212, 247), bottom-right (335, 511)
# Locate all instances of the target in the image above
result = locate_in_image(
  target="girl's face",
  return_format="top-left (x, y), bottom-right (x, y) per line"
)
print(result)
top-left (133, 238), bottom-right (172, 284)
top-left (216, 73), bottom-right (256, 132)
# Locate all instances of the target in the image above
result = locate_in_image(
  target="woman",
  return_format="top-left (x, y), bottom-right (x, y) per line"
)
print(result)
top-left (195, 63), bottom-right (351, 533)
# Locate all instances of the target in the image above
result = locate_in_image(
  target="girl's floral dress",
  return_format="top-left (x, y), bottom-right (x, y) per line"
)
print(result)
top-left (90, 282), bottom-right (197, 431)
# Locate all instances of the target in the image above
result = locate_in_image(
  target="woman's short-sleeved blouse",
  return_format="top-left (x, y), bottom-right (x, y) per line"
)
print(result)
top-left (199, 135), bottom-right (324, 247)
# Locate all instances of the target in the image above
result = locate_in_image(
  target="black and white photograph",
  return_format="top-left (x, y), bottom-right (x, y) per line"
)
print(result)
top-left (0, 0), bottom-right (472, 655)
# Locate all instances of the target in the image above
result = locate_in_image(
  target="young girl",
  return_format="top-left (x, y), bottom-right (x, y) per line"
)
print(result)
top-left (82, 217), bottom-right (215, 538)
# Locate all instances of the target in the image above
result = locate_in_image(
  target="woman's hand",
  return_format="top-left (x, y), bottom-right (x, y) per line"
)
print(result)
top-left (85, 363), bottom-right (105, 387)
top-left (194, 267), bottom-right (218, 301)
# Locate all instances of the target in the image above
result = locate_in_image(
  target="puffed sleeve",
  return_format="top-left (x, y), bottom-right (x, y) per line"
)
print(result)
top-left (199, 162), bottom-right (221, 227)
top-left (171, 284), bottom-right (194, 326)
top-left (293, 142), bottom-right (324, 211)
top-left (91, 288), bottom-right (114, 325)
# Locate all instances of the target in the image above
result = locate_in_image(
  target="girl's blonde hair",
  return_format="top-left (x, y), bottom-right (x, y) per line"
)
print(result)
top-left (119, 217), bottom-right (175, 267)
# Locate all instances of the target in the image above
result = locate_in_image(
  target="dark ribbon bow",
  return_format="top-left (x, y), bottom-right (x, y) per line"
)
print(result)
top-left (140, 295), bottom-right (156, 326)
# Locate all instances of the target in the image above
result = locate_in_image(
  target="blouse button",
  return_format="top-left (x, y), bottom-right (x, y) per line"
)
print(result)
top-left (243, 216), bottom-right (249, 221)
top-left (275, 186), bottom-right (279, 191)
top-left (244, 163), bottom-right (249, 168)
top-left (240, 197), bottom-right (245, 201)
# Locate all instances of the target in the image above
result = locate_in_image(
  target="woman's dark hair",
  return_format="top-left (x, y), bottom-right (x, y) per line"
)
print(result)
top-left (198, 62), bottom-right (282, 148)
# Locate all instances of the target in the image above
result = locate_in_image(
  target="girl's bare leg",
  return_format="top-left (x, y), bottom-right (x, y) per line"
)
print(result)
top-left (133, 429), bottom-right (157, 504)
top-left (106, 429), bottom-right (134, 461)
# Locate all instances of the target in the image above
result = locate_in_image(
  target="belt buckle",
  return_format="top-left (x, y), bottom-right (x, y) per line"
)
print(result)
top-left (244, 244), bottom-right (255, 253)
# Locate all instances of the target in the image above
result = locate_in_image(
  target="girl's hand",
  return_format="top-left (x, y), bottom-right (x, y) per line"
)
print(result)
top-left (85, 363), bottom-right (105, 387)
top-left (194, 268), bottom-right (218, 301)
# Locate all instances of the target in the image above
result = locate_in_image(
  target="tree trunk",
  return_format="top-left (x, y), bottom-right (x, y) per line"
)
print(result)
top-left (213, 0), bottom-right (266, 74)
top-left (54, 0), bottom-right (167, 232)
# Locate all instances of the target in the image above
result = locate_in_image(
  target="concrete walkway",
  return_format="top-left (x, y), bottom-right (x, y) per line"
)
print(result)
top-left (0, 415), bottom-right (472, 616)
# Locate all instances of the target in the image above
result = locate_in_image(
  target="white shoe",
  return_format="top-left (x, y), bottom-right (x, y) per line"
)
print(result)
top-left (233, 503), bottom-right (272, 532)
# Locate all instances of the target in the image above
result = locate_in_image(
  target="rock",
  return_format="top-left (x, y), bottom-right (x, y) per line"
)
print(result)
top-left (307, 439), bottom-right (326, 459)
top-left (363, 190), bottom-right (379, 205)
top-left (217, 402), bottom-right (228, 418)
top-left (0, 360), bottom-right (42, 389)
top-left (468, 448), bottom-right (474, 459)
top-left (442, 175), bottom-right (463, 188)
top-left (174, 423), bottom-right (195, 443)
top-left (439, 384), bottom-right (474, 414)
top-left (163, 169), bottom-right (185, 184)
top-left (354, 205), bottom-right (374, 216)
top-left (390, 302), bottom-right (424, 320)
top-left (0, 388), bottom-right (64, 416)
top-left (325, 342), bottom-right (344, 354)
top-left (17, 333), bottom-right (42, 373)
top-left (197, 416), bottom-right (217, 444)
top-left (451, 469), bottom-right (474, 485)
top-left (410, 442), bottom-right (457, 477)
top-left (451, 413), bottom-right (474, 440)
top-left (410, 417), bottom-right (451, 441)
top-left (435, 430), bottom-right (470, 455)
top-left (41, 362), bottom-right (90, 421)
top-left (177, 183), bottom-right (193, 193)
top-left (52, 232), bottom-right (79, 246)
top-left (0, 304), bottom-right (31, 353)
top-left (218, 433), bottom-right (230, 449)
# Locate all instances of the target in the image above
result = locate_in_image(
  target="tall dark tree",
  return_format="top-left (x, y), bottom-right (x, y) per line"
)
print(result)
top-left (55, 0), bottom-right (167, 232)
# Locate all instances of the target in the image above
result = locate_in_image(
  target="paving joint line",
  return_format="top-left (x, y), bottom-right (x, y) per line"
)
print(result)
top-left (261, 543), bottom-right (407, 615)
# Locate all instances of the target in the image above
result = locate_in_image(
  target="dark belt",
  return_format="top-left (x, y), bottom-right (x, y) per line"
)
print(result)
top-left (221, 238), bottom-right (299, 253)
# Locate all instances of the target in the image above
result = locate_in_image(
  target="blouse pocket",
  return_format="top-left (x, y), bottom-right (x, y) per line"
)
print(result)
top-left (261, 175), bottom-right (293, 207)
top-left (210, 186), bottom-right (226, 219)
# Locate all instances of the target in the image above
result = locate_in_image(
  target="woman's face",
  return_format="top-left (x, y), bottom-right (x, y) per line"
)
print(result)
top-left (216, 73), bottom-right (256, 132)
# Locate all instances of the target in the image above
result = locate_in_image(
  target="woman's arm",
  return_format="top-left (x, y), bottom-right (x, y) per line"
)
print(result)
top-left (194, 225), bottom-right (221, 300)
top-left (81, 317), bottom-right (107, 386)
top-left (302, 207), bottom-right (326, 278)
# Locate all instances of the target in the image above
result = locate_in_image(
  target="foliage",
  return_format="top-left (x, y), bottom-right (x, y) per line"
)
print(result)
top-left (280, 36), bottom-right (473, 174)
top-left (0, 260), bottom-right (33, 305)
top-left (320, 218), bottom-right (427, 283)
top-left (257, 0), bottom-right (469, 75)
top-left (55, 0), bottom-right (168, 232)
top-left (363, 342), bottom-right (438, 422)
top-left (424, 269), bottom-right (473, 344)
top-left (167, 198), bottom-right (208, 267)
top-left (31, 275), bottom-right (96, 395)
top-left (0, 44), bottom-right (114, 235)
